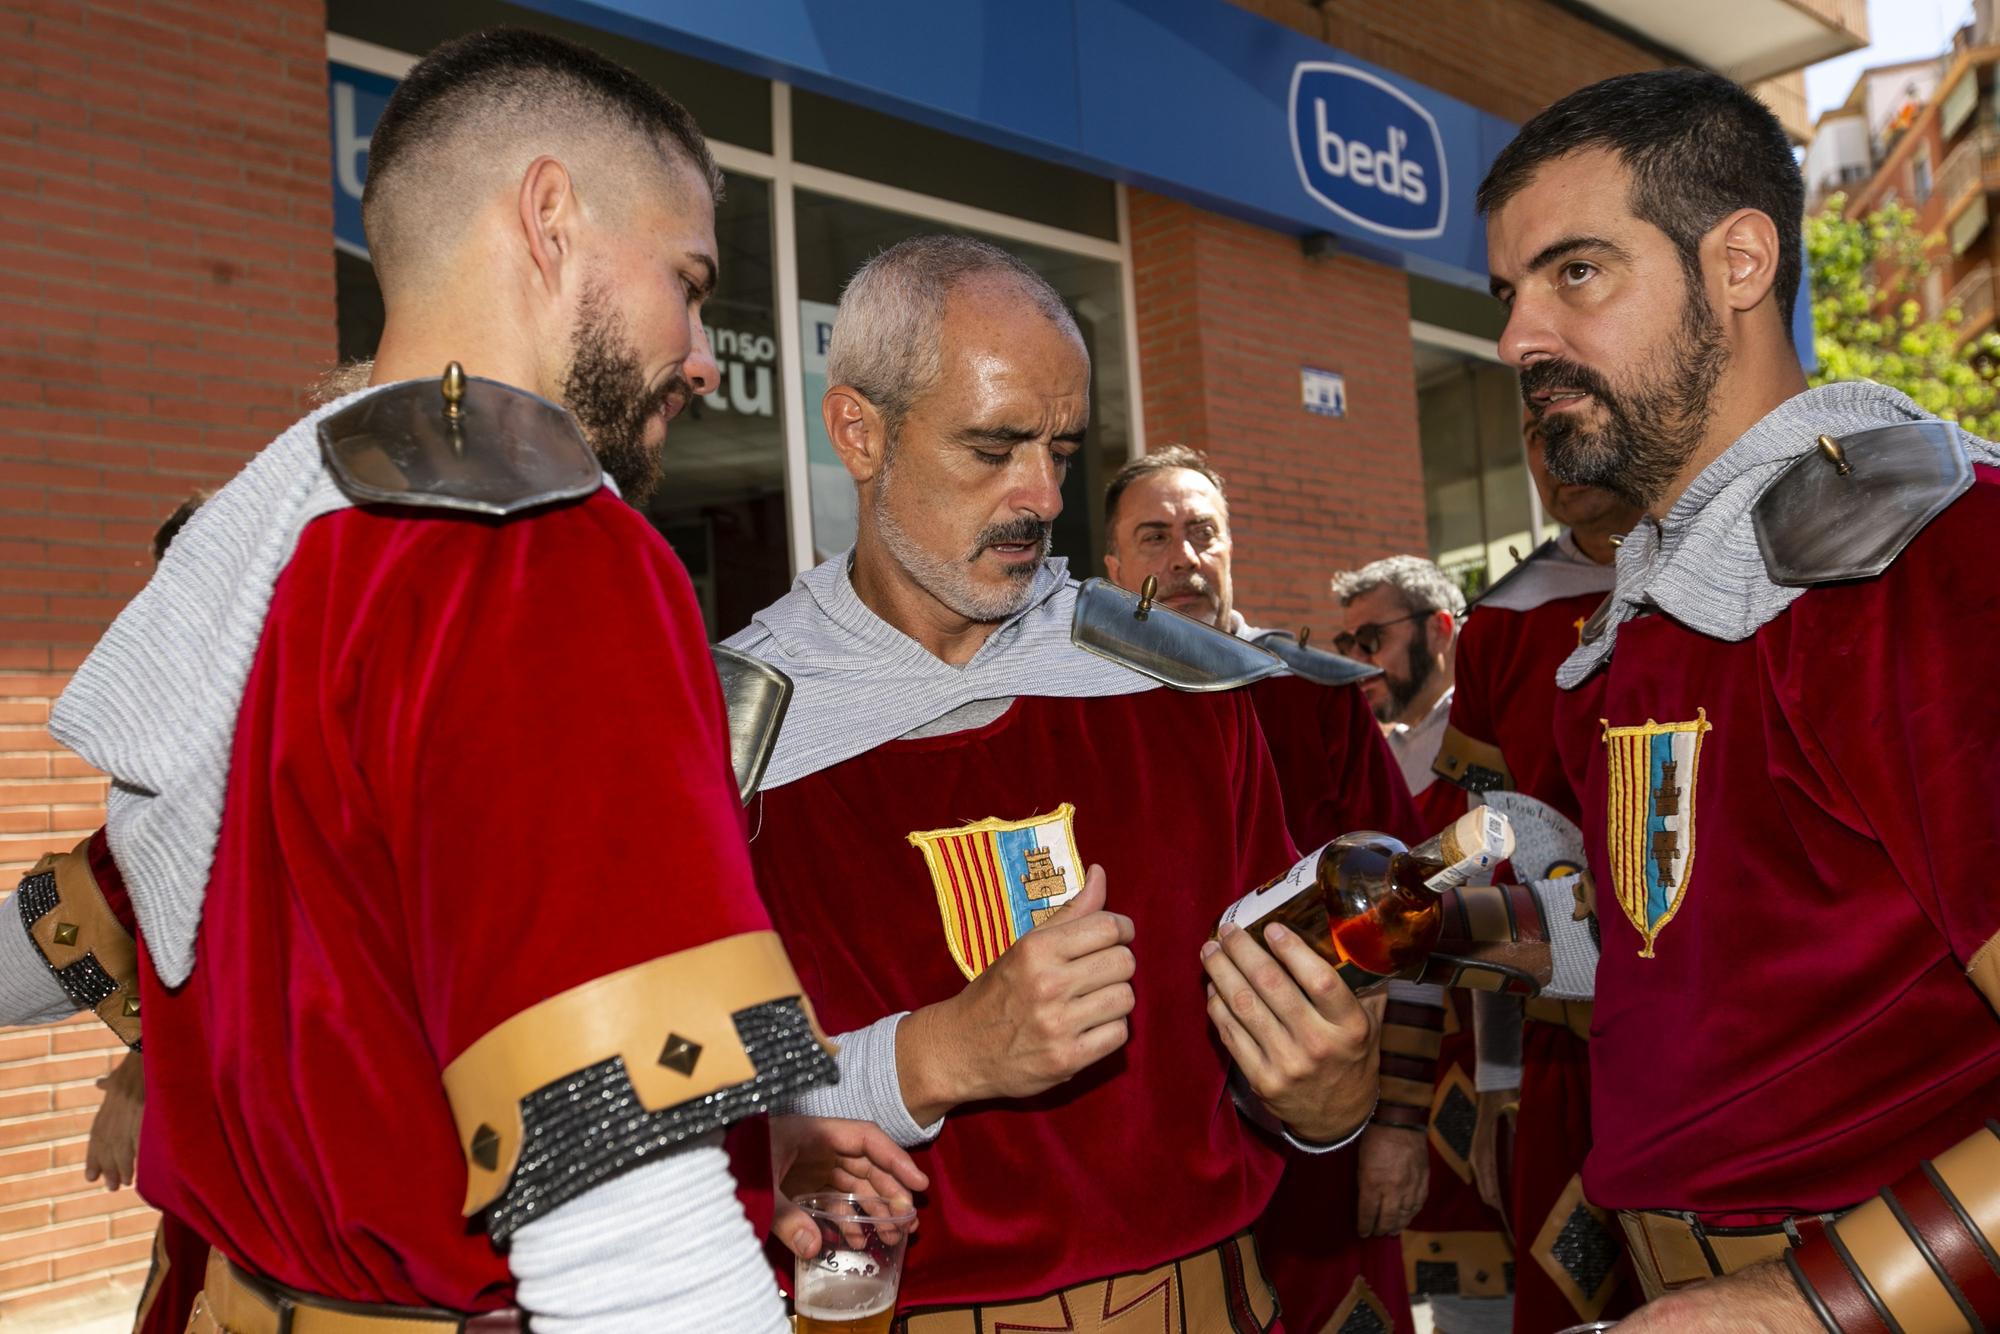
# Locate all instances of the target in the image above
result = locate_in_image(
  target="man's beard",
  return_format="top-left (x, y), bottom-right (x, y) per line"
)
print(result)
top-left (560, 284), bottom-right (689, 508)
top-left (1522, 274), bottom-right (1727, 512)
top-left (873, 453), bottom-right (1052, 622)
top-left (1373, 632), bottom-right (1436, 724)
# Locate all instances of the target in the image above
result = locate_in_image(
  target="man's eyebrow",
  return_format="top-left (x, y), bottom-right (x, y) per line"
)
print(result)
top-left (960, 425), bottom-right (1040, 446)
top-left (1525, 234), bottom-right (1633, 275)
top-left (685, 253), bottom-right (717, 298)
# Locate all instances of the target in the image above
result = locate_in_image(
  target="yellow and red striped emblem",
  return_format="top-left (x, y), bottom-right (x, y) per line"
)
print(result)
top-left (906, 804), bottom-right (1083, 981)
top-left (1601, 709), bottom-right (1711, 958)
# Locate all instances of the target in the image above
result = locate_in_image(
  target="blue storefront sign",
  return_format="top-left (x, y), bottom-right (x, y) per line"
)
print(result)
top-left (514, 0), bottom-right (1518, 290)
top-left (329, 61), bottom-right (397, 257)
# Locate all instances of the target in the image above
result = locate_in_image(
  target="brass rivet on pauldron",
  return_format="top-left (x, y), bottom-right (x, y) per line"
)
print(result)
top-left (469, 1124), bottom-right (500, 1171)
top-left (441, 361), bottom-right (467, 424)
top-left (52, 922), bottom-right (78, 947)
top-left (1817, 433), bottom-right (1853, 476)
top-left (122, 995), bottom-right (140, 1017)
top-left (658, 1034), bottom-right (703, 1077)
top-left (1135, 574), bottom-right (1157, 620)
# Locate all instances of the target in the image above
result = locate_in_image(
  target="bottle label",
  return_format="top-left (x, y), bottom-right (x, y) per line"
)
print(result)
top-left (1420, 806), bottom-right (1513, 893)
top-left (1216, 847), bottom-right (1323, 933)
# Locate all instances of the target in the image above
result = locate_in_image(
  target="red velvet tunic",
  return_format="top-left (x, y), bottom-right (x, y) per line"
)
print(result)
top-left (135, 491), bottom-right (766, 1309)
top-left (1557, 468), bottom-right (2000, 1222)
top-left (749, 689), bottom-right (1296, 1310)
top-left (1448, 580), bottom-right (1635, 1329)
top-left (1246, 675), bottom-right (1419, 1334)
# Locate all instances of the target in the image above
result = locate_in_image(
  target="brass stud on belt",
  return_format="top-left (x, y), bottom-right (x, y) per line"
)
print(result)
top-left (441, 362), bottom-right (467, 424)
top-left (469, 1123), bottom-right (500, 1171)
top-left (122, 995), bottom-right (140, 1018)
top-left (1135, 574), bottom-right (1157, 620)
top-left (658, 1033), bottom-right (703, 1076)
top-left (1816, 433), bottom-right (1853, 476)
top-left (52, 922), bottom-right (78, 947)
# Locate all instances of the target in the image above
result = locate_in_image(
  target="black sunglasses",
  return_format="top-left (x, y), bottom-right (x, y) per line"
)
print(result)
top-left (1333, 612), bottom-right (1426, 656)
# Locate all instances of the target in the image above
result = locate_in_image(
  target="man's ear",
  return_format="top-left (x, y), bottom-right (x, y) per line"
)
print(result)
top-left (822, 386), bottom-right (889, 485)
top-left (1427, 609), bottom-right (1456, 656)
top-left (1713, 207), bottom-right (1783, 316)
top-left (1104, 546), bottom-right (1124, 584)
top-left (518, 155), bottom-right (577, 300)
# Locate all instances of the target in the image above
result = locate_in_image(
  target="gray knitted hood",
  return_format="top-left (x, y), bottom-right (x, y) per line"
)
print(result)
top-left (1558, 381), bottom-right (2000, 688)
top-left (726, 554), bottom-right (1152, 790)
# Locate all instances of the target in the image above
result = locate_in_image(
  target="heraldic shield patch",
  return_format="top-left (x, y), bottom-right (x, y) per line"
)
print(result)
top-left (907, 804), bottom-right (1084, 981)
top-left (1602, 709), bottom-right (1711, 958)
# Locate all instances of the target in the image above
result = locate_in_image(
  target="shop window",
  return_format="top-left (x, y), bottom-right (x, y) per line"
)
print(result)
top-left (793, 189), bottom-right (1132, 574)
top-left (331, 170), bottom-right (790, 640)
top-left (1414, 349), bottom-right (1538, 601)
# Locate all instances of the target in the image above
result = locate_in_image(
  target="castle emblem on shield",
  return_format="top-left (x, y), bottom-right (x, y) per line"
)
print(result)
top-left (907, 804), bottom-right (1084, 980)
top-left (1601, 709), bottom-right (1711, 958)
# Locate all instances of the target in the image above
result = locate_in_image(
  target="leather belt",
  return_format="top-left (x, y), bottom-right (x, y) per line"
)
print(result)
top-left (1618, 1209), bottom-right (1840, 1302)
top-left (1523, 996), bottom-right (1592, 1040)
top-left (187, 1250), bottom-right (520, 1334)
top-left (895, 1231), bottom-right (1277, 1333)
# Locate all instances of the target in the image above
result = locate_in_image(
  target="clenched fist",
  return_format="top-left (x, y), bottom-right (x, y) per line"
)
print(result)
top-left (897, 864), bottom-right (1135, 1123)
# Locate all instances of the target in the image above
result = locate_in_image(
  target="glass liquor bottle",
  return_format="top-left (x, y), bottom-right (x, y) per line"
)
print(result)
top-left (1216, 808), bottom-right (1513, 993)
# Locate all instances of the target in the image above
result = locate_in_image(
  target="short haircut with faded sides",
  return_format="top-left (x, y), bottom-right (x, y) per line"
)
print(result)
top-left (1103, 444), bottom-right (1228, 536)
top-left (361, 28), bottom-right (719, 292)
top-left (826, 234), bottom-right (1082, 442)
top-left (1476, 68), bottom-right (1803, 325)
top-left (1330, 554), bottom-right (1465, 618)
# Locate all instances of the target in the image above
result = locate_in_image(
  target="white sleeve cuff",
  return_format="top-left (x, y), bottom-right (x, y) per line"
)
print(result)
top-left (769, 1012), bottom-right (942, 1147)
top-left (0, 891), bottom-right (82, 1028)
top-left (507, 1134), bottom-right (790, 1333)
top-left (1536, 876), bottom-right (1600, 1001)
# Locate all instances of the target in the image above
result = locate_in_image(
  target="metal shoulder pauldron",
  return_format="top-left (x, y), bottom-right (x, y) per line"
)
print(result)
top-left (1070, 576), bottom-right (1285, 690)
top-left (1753, 421), bottom-right (1972, 586)
top-left (711, 645), bottom-right (791, 803)
top-left (1250, 628), bottom-right (1381, 687)
top-left (317, 362), bottom-right (603, 516)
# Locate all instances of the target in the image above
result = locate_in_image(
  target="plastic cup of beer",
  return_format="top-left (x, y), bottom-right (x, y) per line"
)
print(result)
top-left (793, 1192), bottom-right (916, 1334)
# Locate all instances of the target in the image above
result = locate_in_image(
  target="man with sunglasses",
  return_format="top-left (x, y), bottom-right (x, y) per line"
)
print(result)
top-left (1332, 558), bottom-right (1466, 834)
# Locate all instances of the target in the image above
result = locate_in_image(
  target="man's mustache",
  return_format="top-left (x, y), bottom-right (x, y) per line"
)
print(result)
top-left (967, 517), bottom-right (1052, 559)
top-left (1519, 358), bottom-right (1616, 415)
top-left (1154, 573), bottom-right (1213, 602)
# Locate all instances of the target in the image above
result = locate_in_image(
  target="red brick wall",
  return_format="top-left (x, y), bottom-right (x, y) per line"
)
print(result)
top-left (1129, 191), bottom-right (1427, 638)
top-left (0, 0), bottom-right (333, 1314)
top-left (1230, 0), bottom-right (1664, 124)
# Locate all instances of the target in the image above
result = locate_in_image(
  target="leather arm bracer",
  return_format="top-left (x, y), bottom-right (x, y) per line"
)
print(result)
top-left (442, 929), bottom-right (836, 1242)
top-left (15, 835), bottom-right (141, 1049)
top-left (1372, 996), bottom-right (1445, 1132)
top-left (1787, 1120), bottom-right (2000, 1333)
top-left (1412, 882), bottom-right (1553, 997)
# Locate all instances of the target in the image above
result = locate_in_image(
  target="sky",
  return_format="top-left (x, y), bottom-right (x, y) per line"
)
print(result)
top-left (1805, 0), bottom-right (1967, 118)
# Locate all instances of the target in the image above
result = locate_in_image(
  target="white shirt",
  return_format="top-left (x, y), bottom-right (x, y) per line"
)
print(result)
top-left (1385, 686), bottom-right (1453, 798)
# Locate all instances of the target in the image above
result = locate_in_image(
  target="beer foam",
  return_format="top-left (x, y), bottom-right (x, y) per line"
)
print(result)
top-left (796, 1274), bottom-right (896, 1321)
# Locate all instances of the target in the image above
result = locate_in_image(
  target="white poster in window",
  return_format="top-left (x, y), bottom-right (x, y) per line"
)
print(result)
top-left (800, 299), bottom-right (856, 563)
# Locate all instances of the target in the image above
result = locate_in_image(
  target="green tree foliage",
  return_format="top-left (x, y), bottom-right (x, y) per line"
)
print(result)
top-left (1808, 193), bottom-right (2000, 438)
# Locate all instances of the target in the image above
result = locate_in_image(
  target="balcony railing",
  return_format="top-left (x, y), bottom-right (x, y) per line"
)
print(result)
top-left (1949, 264), bottom-right (1995, 337)
top-left (1936, 131), bottom-right (2000, 217)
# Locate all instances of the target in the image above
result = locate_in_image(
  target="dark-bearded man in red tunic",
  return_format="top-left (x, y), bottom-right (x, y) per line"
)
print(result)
top-left (728, 235), bottom-right (1382, 1333)
top-left (1430, 410), bottom-right (1642, 1332)
top-left (1483, 68), bottom-right (2000, 1330)
top-left (1099, 446), bottom-right (1418, 1334)
top-left (2, 30), bottom-right (927, 1332)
